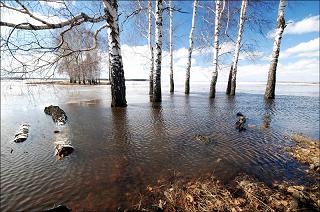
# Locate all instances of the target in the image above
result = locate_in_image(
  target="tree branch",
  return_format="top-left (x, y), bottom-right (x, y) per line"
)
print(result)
top-left (0, 11), bottom-right (106, 30)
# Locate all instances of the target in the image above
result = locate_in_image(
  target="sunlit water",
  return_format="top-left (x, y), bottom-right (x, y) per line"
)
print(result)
top-left (1, 80), bottom-right (319, 210)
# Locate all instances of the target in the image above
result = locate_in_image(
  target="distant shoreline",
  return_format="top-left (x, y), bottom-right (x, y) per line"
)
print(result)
top-left (0, 78), bottom-right (148, 81)
top-left (1, 79), bottom-right (319, 90)
top-left (25, 80), bottom-right (111, 86)
top-left (0, 78), bottom-right (149, 86)
top-left (0, 78), bottom-right (317, 85)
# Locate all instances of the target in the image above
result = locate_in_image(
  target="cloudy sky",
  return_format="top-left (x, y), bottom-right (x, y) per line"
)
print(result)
top-left (1, 1), bottom-right (319, 84)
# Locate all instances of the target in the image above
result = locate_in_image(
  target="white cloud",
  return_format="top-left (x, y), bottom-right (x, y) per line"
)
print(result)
top-left (119, 45), bottom-right (201, 81)
top-left (119, 43), bottom-right (319, 83)
top-left (239, 51), bottom-right (264, 60)
top-left (283, 58), bottom-right (319, 72)
top-left (262, 38), bottom-right (319, 62)
top-left (0, 6), bottom-right (68, 46)
top-left (220, 42), bottom-right (234, 56)
top-left (40, 1), bottom-right (66, 9)
top-left (285, 15), bottom-right (320, 35)
top-left (295, 51), bottom-right (319, 58)
top-left (236, 58), bottom-right (319, 82)
top-left (0, 6), bottom-right (67, 26)
top-left (0, 50), bottom-right (59, 78)
top-left (280, 37), bottom-right (319, 59)
top-left (267, 15), bottom-right (320, 38)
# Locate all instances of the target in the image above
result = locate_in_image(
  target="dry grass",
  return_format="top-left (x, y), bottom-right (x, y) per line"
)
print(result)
top-left (131, 175), bottom-right (319, 212)
top-left (125, 134), bottom-right (320, 211)
top-left (161, 177), bottom-right (236, 212)
top-left (288, 134), bottom-right (320, 173)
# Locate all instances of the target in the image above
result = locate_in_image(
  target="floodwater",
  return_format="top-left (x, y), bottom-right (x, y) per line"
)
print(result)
top-left (1, 80), bottom-right (319, 211)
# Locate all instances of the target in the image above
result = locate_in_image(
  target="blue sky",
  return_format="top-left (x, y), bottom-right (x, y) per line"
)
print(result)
top-left (267, 1), bottom-right (319, 51)
top-left (120, 1), bottom-right (319, 49)
top-left (117, 0), bottom-right (319, 83)
top-left (1, 0), bottom-right (319, 83)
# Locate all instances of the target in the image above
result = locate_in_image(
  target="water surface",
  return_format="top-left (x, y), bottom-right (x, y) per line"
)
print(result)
top-left (1, 80), bottom-right (319, 210)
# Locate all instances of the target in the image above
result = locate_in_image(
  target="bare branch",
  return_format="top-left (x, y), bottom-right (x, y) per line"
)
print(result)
top-left (15, 0), bottom-right (53, 26)
top-left (0, 11), bottom-right (106, 30)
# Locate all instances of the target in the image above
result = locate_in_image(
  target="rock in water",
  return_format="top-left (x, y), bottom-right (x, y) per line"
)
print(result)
top-left (14, 123), bottom-right (29, 143)
top-left (44, 105), bottom-right (67, 125)
top-left (235, 113), bottom-right (246, 132)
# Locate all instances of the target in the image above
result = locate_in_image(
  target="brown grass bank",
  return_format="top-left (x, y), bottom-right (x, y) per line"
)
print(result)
top-left (126, 174), bottom-right (319, 212)
top-left (287, 134), bottom-right (320, 174)
top-left (125, 133), bottom-right (320, 212)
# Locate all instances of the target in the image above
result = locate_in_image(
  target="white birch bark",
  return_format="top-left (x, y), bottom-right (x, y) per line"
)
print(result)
top-left (226, 0), bottom-right (248, 96)
top-left (209, 0), bottom-right (223, 98)
top-left (103, 0), bottom-right (127, 107)
top-left (169, 0), bottom-right (174, 93)
top-left (148, 0), bottom-right (155, 96)
top-left (153, 0), bottom-right (163, 102)
top-left (185, 0), bottom-right (198, 94)
top-left (265, 0), bottom-right (286, 99)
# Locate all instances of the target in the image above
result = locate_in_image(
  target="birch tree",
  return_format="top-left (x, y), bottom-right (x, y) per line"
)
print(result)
top-left (148, 0), bottom-right (155, 95)
top-left (265, 0), bottom-right (286, 99)
top-left (226, 0), bottom-right (248, 96)
top-left (185, 0), bottom-right (198, 94)
top-left (153, 0), bottom-right (163, 102)
top-left (169, 0), bottom-right (174, 93)
top-left (56, 26), bottom-right (101, 84)
top-left (209, 0), bottom-right (224, 98)
top-left (1, 0), bottom-right (127, 107)
top-left (103, 0), bottom-right (127, 107)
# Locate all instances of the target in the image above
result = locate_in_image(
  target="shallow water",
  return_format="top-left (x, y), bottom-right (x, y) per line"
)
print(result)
top-left (1, 80), bottom-right (319, 210)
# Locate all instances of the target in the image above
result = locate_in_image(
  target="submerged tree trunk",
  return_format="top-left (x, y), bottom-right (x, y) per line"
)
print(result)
top-left (169, 0), bottom-right (174, 93)
top-left (103, 0), bottom-right (127, 107)
top-left (265, 0), bottom-right (286, 99)
top-left (148, 0), bottom-right (155, 96)
top-left (82, 72), bottom-right (86, 84)
top-left (185, 0), bottom-right (197, 94)
top-left (209, 0), bottom-right (223, 98)
top-left (226, 64), bottom-right (232, 94)
top-left (153, 0), bottom-right (163, 102)
top-left (226, 0), bottom-right (248, 96)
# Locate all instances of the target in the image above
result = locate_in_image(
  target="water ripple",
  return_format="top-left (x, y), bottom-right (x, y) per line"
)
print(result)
top-left (1, 82), bottom-right (318, 210)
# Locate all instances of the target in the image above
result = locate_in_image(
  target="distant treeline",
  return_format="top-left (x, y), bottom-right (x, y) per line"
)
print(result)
top-left (0, 77), bottom-right (148, 82)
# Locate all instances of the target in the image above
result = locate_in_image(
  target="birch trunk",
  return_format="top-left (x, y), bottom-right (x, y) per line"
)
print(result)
top-left (153, 0), bottom-right (163, 102)
top-left (226, 64), bottom-right (232, 94)
top-left (185, 0), bottom-right (198, 94)
top-left (148, 0), bottom-right (155, 96)
top-left (209, 0), bottom-right (223, 98)
top-left (103, 0), bottom-right (127, 107)
top-left (226, 0), bottom-right (248, 96)
top-left (169, 0), bottom-right (174, 93)
top-left (265, 0), bottom-right (286, 99)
